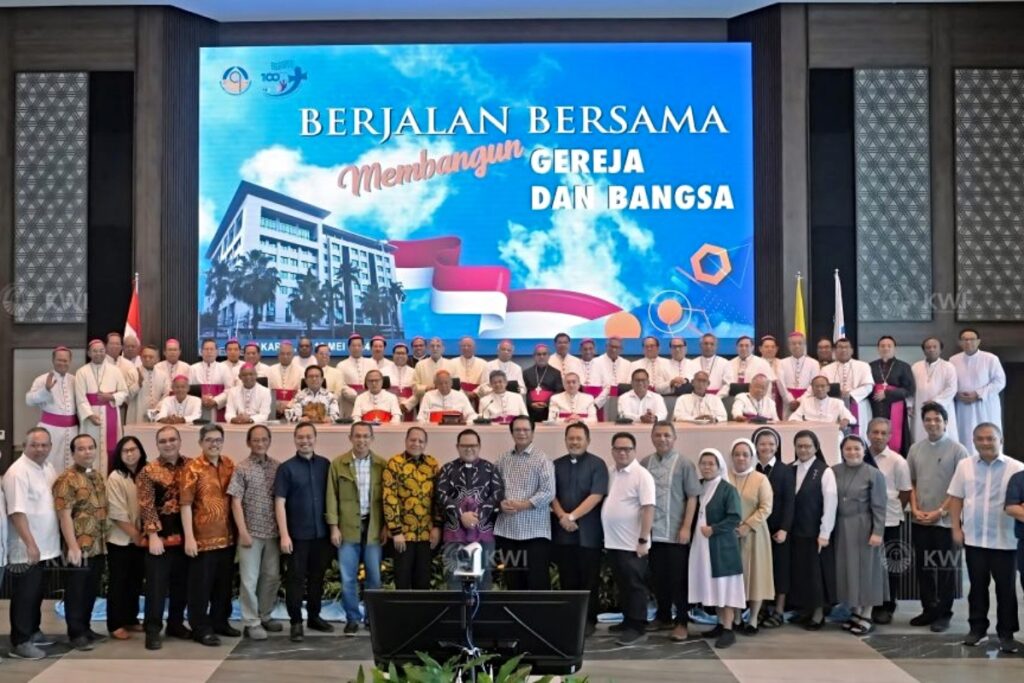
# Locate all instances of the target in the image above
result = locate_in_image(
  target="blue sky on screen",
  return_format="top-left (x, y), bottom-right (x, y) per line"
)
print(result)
top-left (199, 43), bottom-right (754, 349)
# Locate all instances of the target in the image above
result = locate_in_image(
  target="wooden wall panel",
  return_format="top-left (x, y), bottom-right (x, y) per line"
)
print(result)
top-left (11, 7), bottom-right (137, 71)
top-left (949, 4), bottom-right (1024, 65)
top-left (808, 5), bottom-right (931, 67)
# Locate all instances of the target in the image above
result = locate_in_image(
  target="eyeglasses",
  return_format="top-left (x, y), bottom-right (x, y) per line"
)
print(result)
top-left (612, 446), bottom-right (635, 453)
top-left (202, 438), bottom-right (224, 445)
top-left (457, 443), bottom-right (480, 450)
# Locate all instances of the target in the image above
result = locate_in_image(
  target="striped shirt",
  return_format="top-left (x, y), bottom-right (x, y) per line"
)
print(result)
top-left (947, 454), bottom-right (1024, 550)
top-left (494, 443), bottom-right (555, 541)
top-left (354, 454), bottom-right (371, 516)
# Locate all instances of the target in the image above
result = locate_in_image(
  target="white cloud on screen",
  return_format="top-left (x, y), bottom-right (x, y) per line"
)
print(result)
top-left (498, 172), bottom-right (654, 311)
top-left (199, 196), bottom-right (218, 248)
top-left (238, 139), bottom-right (454, 239)
top-left (711, 320), bottom-right (755, 339)
top-left (376, 45), bottom-right (501, 103)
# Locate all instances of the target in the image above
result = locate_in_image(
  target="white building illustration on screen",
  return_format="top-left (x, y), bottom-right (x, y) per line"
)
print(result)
top-left (203, 180), bottom-right (402, 339)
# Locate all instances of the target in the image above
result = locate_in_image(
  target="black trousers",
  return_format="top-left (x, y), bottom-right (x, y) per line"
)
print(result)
top-left (912, 524), bottom-right (957, 619)
top-left (187, 546), bottom-right (235, 637)
top-left (9, 563), bottom-right (45, 647)
top-left (285, 537), bottom-right (333, 624)
top-left (650, 542), bottom-right (690, 625)
top-left (496, 537), bottom-right (551, 591)
top-left (880, 524), bottom-right (902, 613)
top-left (65, 555), bottom-right (105, 639)
top-left (965, 545), bottom-right (1018, 638)
top-left (144, 545), bottom-right (189, 635)
top-left (553, 544), bottom-right (602, 623)
top-left (107, 543), bottom-right (146, 632)
top-left (608, 549), bottom-right (648, 632)
top-left (393, 541), bottom-right (433, 590)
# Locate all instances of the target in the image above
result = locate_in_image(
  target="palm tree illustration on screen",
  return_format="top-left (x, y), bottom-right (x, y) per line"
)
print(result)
top-left (232, 250), bottom-right (279, 337)
top-left (290, 269), bottom-right (330, 337)
top-left (388, 281), bottom-right (405, 334)
top-left (203, 258), bottom-right (233, 338)
top-left (361, 287), bottom-right (391, 332)
top-left (332, 260), bottom-right (364, 335)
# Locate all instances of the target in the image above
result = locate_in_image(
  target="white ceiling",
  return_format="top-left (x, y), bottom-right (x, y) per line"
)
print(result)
top-left (0, 0), bottom-right (1007, 22)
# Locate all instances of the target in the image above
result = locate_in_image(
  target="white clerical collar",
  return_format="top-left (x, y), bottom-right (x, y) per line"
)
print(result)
top-left (761, 456), bottom-right (777, 468)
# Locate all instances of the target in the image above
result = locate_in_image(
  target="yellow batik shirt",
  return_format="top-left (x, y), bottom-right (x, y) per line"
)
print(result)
top-left (382, 452), bottom-right (439, 541)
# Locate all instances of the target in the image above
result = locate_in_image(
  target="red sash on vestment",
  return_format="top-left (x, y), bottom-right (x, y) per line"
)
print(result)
top-left (874, 383), bottom-right (905, 452)
top-left (429, 410), bottom-right (464, 424)
top-left (200, 383), bottom-right (226, 422)
top-left (86, 392), bottom-right (119, 465)
top-left (530, 388), bottom-right (555, 404)
top-left (582, 385), bottom-right (606, 421)
top-left (557, 412), bottom-right (589, 420)
top-left (41, 411), bottom-right (78, 428)
top-left (362, 409), bottom-right (393, 424)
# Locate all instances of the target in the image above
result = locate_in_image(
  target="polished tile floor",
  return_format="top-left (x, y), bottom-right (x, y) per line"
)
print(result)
top-left (0, 600), bottom-right (1022, 682)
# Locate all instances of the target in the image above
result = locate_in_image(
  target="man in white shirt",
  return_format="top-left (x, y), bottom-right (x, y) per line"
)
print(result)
top-left (948, 422), bottom-right (1023, 652)
top-left (122, 335), bottom-right (142, 368)
top-left (731, 374), bottom-right (780, 422)
top-left (127, 345), bottom-right (171, 425)
top-left (313, 343), bottom-right (345, 399)
top-left (287, 365), bottom-right (340, 423)
top-left (368, 336), bottom-right (396, 378)
top-left (75, 339), bottom-right (129, 474)
top-left (154, 338), bottom-right (189, 382)
top-left (666, 338), bottom-right (695, 394)
top-left (595, 336), bottom-right (633, 390)
top-left (105, 332), bottom-right (140, 404)
top-left (577, 338), bottom-right (611, 415)
top-left (865, 417), bottom-right (912, 625)
top-left (3, 427), bottom-right (62, 660)
top-left (226, 364), bottom-right (273, 424)
top-left (478, 369), bottom-right (529, 424)
top-left (337, 334), bottom-right (370, 417)
top-left (352, 369), bottom-right (402, 423)
top-left (673, 371), bottom-right (728, 423)
top-left (409, 336), bottom-right (428, 367)
top-left (549, 372), bottom-right (597, 424)
top-left (388, 343), bottom-right (417, 418)
top-left (820, 338), bottom-right (873, 431)
top-left (452, 336), bottom-right (489, 398)
top-left (789, 375), bottom-right (856, 428)
top-left (412, 337), bottom-right (453, 397)
top-left (26, 346), bottom-right (79, 471)
top-left (723, 336), bottom-right (774, 392)
top-left (779, 332), bottom-right (820, 414)
top-left (221, 339), bottom-right (244, 381)
top-left (243, 342), bottom-right (271, 379)
top-left (695, 333), bottom-right (728, 393)
top-left (630, 337), bottom-right (674, 395)
top-left (417, 370), bottom-right (477, 424)
top-left (190, 338), bottom-right (232, 422)
top-left (295, 337), bottom-right (317, 369)
top-left (950, 328), bottom-right (1006, 449)
top-left (910, 337), bottom-right (958, 444)
top-left (483, 339), bottom-right (526, 397)
top-left (550, 332), bottom-right (582, 377)
top-left (156, 375), bottom-right (203, 424)
top-left (267, 341), bottom-right (304, 418)
top-left (601, 431), bottom-right (655, 645)
top-left (617, 369), bottom-right (668, 423)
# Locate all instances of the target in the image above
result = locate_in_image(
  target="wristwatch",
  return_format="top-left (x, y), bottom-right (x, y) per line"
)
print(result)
top-left (567, 513), bottom-right (576, 522)
top-left (638, 538), bottom-right (648, 545)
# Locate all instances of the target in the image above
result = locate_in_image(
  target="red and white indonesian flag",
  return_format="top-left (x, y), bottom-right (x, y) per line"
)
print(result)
top-left (389, 237), bottom-right (622, 337)
top-left (124, 274), bottom-right (141, 342)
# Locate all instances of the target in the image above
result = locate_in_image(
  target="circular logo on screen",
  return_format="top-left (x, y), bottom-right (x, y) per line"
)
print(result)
top-left (220, 66), bottom-right (251, 95)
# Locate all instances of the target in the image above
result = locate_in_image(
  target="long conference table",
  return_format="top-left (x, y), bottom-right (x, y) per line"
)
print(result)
top-left (127, 421), bottom-right (840, 467)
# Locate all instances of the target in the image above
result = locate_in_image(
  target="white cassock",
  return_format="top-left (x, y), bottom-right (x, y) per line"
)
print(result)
top-left (789, 394), bottom-right (856, 425)
top-left (154, 360), bottom-right (190, 383)
top-left (222, 359), bottom-right (245, 383)
top-left (25, 370), bottom-right (78, 471)
top-left (673, 393), bottom-right (728, 423)
top-left (75, 362), bottom-right (128, 474)
top-left (630, 357), bottom-right (675, 394)
top-left (730, 393), bottom-right (780, 422)
top-left (667, 357), bottom-right (698, 385)
top-left (481, 359), bottom-right (526, 397)
top-left (250, 362), bottom-right (272, 379)
top-left (577, 358), bottom-right (612, 409)
top-left (286, 388), bottom-right (340, 422)
top-left (386, 364), bottom-right (418, 415)
top-left (478, 391), bottom-right (529, 423)
top-left (225, 384), bottom-right (272, 424)
top-left (417, 389), bottom-right (477, 423)
top-left (371, 356), bottom-right (397, 382)
top-left (319, 365), bottom-right (346, 399)
top-left (548, 391), bottom-right (597, 423)
top-left (109, 356), bottom-right (140, 404)
top-left (337, 356), bottom-right (372, 417)
top-left (693, 355), bottom-right (729, 393)
top-left (412, 357), bottom-right (455, 396)
top-left (595, 353), bottom-right (633, 387)
top-left (778, 355), bottom-right (821, 404)
top-left (155, 395), bottom-right (203, 423)
top-left (820, 360), bottom-right (874, 429)
top-left (950, 350), bottom-right (1006, 448)
top-left (294, 355), bottom-right (318, 370)
top-left (723, 355), bottom-right (775, 386)
top-left (550, 353), bottom-right (583, 376)
top-left (352, 390), bottom-right (403, 423)
top-left (267, 362), bottom-right (304, 415)
top-left (189, 361), bottom-right (232, 421)
top-left (616, 391), bottom-right (668, 422)
top-left (451, 356), bottom-right (489, 397)
top-left (910, 359), bottom-right (959, 443)
top-left (126, 367), bottom-right (171, 424)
